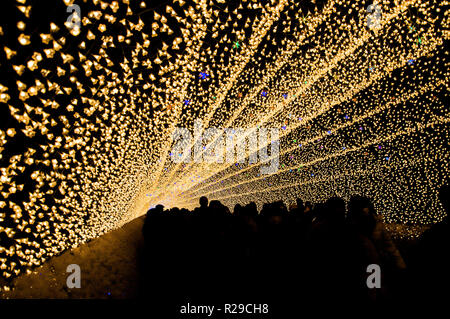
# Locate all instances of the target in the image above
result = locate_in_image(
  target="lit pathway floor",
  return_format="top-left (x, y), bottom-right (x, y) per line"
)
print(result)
top-left (0, 216), bottom-right (145, 299)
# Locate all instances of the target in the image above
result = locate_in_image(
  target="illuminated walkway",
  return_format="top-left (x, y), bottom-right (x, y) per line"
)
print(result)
top-left (0, 217), bottom-right (144, 299)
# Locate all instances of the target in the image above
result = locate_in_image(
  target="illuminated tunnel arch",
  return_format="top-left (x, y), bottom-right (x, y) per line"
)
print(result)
top-left (0, 0), bottom-right (448, 284)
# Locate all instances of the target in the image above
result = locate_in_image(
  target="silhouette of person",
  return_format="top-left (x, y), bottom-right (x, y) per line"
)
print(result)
top-left (199, 196), bottom-right (208, 209)
top-left (348, 196), bottom-right (406, 271)
top-left (410, 184), bottom-right (450, 305)
top-left (296, 198), bottom-right (305, 213)
top-left (194, 196), bottom-right (209, 216)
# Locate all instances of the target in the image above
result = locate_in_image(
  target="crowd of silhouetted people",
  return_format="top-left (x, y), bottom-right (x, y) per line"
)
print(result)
top-left (139, 185), bottom-right (449, 312)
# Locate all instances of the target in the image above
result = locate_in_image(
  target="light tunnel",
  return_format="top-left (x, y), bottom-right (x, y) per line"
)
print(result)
top-left (0, 0), bottom-right (449, 306)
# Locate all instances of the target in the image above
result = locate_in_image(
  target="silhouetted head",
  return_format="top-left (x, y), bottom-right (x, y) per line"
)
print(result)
top-left (296, 198), bottom-right (305, 211)
top-left (348, 195), bottom-right (376, 236)
top-left (276, 200), bottom-right (288, 214)
top-left (243, 202), bottom-right (258, 217)
top-left (155, 204), bottom-right (164, 213)
top-left (209, 200), bottom-right (221, 209)
top-left (313, 202), bottom-right (326, 218)
top-left (324, 197), bottom-right (346, 223)
top-left (304, 201), bottom-right (313, 212)
top-left (199, 196), bottom-right (208, 208)
top-left (233, 203), bottom-right (242, 216)
top-left (209, 200), bottom-right (228, 217)
top-left (261, 203), bottom-right (270, 216)
top-left (289, 203), bottom-right (297, 212)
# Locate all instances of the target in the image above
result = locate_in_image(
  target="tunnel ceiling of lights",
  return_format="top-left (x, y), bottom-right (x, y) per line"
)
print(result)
top-left (0, 0), bottom-right (449, 282)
